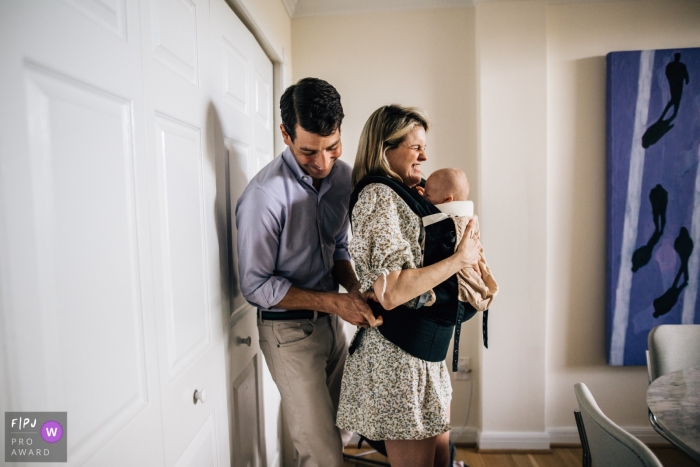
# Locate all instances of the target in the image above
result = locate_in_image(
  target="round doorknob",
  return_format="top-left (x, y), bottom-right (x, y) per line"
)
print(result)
top-left (193, 388), bottom-right (207, 404)
top-left (238, 336), bottom-right (252, 346)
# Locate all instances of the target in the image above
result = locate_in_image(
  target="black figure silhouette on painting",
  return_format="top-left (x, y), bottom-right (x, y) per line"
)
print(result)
top-left (653, 226), bottom-right (693, 318)
top-left (632, 184), bottom-right (668, 272)
top-left (642, 53), bottom-right (690, 149)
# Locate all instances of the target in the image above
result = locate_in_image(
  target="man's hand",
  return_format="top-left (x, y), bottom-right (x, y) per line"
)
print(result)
top-left (331, 292), bottom-right (383, 327)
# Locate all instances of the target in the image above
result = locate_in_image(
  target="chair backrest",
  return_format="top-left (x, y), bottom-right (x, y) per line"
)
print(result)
top-left (574, 383), bottom-right (663, 467)
top-left (647, 324), bottom-right (700, 382)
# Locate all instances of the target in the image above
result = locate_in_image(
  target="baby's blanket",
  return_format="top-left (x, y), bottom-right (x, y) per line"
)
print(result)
top-left (421, 203), bottom-right (498, 312)
top-left (451, 216), bottom-right (499, 311)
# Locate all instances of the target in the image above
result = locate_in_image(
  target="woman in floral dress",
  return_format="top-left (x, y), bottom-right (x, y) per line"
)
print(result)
top-left (336, 105), bottom-right (481, 467)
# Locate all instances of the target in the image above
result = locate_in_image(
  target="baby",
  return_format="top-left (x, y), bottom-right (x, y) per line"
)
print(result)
top-left (420, 168), bottom-right (498, 312)
top-left (422, 168), bottom-right (473, 218)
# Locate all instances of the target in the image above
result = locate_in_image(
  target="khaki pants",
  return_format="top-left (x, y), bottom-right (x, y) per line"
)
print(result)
top-left (257, 313), bottom-right (350, 467)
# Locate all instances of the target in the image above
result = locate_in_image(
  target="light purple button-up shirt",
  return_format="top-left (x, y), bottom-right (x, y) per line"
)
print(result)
top-left (235, 147), bottom-right (352, 311)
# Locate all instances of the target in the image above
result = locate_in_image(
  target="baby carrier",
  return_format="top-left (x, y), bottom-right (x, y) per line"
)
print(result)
top-left (348, 175), bottom-right (488, 371)
top-left (345, 175), bottom-right (487, 466)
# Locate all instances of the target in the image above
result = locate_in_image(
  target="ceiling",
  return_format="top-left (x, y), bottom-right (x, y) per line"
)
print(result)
top-left (286, 0), bottom-right (643, 18)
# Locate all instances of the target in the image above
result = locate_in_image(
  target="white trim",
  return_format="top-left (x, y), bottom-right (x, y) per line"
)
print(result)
top-left (280, 0), bottom-right (298, 17)
top-left (349, 426), bottom-right (668, 452)
top-left (291, 0), bottom-right (645, 18)
top-left (547, 427), bottom-right (584, 445)
top-left (294, 0), bottom-right (473, 18)
top-left (225, 0), bottom-right (285, 63)
top-left (451, 427), bottom-right (480, 445)
top-left (547, 426), bottom-right (670, 446)
top-left (478, 431), bottom-right (551, 450)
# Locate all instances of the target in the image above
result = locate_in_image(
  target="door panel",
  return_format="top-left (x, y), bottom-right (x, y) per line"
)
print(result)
top-left (63, 0), bottom-right (128, 39)
top-left (142, 0), bottom-right (231, 464)
top-left (24, 62), bottom-right (149, 453)
top-left (154, 113), bottom-right (211, 378)
top-left (175, 412), bottom-right (220, 467)
top-left (0, 1), bottom-right (165, 465)
top-left (231, 354), bottom-right (264, 467)
top-left (222, 39), bottom-right (249, 115)
top-left (150, 0), bottom-right (200, 84)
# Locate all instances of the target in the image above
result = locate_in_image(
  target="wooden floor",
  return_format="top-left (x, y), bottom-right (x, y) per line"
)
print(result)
top-left (343, 445), bottom-right (700, 467)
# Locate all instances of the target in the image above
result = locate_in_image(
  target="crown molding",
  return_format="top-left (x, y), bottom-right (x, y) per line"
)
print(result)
top-left (293, 0), bottom-right (474, 18)
top-left (281, 0), bottom-right (298, 17)
top-left (292, 0), bottom-right (645, 18)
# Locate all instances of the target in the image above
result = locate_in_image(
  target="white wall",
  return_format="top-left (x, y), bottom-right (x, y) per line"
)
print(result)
top-left (476, 0), bottom-right (549, 448)
top-left (292, 7), bottom-right (482, 441)
top-left (291, 0), bottom-right (700, 449)
top-left (545, 0), bottom-right (700, 440)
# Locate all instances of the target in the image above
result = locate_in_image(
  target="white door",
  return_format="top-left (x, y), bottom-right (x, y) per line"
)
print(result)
top-left (0, 0), bottom-right (166, 465)
top-left (0, 0), bottom-right (275, 465)
top-left (140, 0), bottom-right (232, 464)
top-left (208, 0), bottom-right (276, 465)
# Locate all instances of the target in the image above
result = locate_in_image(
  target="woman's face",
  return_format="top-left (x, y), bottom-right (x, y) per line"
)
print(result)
top-left (385, 125), bottom-right (427, 188)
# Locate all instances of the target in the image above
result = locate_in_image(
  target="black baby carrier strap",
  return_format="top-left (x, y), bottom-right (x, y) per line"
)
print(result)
top-left (348, 176), bottom-right (477, 370)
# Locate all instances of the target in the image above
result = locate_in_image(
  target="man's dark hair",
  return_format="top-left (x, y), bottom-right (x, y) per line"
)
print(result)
top-left (280, 77), bottom-right (344, 141)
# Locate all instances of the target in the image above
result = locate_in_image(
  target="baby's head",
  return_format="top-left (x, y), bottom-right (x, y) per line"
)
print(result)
top-left (423, 168), bottom-right (470, 205)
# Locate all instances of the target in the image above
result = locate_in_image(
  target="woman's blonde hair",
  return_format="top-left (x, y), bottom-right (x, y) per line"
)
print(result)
top-left (352, 105), bottom-right (431, 188)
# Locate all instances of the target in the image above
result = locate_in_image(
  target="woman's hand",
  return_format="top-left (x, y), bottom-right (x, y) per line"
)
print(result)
top-left (455, 217), bottom-right (481, 270)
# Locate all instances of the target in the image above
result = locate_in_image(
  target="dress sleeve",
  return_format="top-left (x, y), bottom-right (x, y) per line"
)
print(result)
top-left (349, 184), bottom-right (417, 294)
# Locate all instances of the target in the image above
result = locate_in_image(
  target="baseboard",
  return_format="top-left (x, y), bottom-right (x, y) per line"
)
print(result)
top-left (478, 431), bottom-right (551, 450)
top-left (450, 427), bottom-right (479, 444)
top-left (348, 426), bottom-right (669, 452)
top-left (546, 427), bottom-right (581, 445)
top-left (547, 426), bottom-right (670, 446)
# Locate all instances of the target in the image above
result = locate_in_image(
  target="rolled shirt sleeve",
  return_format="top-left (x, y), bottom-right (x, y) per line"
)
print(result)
top-left (235, 186), bottom-right (292, 310)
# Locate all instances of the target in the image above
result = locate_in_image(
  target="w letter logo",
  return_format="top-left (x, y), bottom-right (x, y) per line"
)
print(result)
top-left (41, 420), bottom-right (63, 443)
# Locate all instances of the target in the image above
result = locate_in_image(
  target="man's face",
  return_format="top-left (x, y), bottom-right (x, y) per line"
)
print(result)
top-left (281, 124), bottom-right (342, 181)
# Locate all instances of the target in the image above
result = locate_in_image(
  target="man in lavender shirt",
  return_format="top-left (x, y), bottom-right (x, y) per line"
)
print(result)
top-left (235, 78), bottom-right (380, 467)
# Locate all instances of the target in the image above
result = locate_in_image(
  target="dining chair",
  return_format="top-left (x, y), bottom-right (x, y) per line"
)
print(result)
top-left (647, 324), bottom-right (700, 382)
top-left (574, 383), bottom-right (663, 467)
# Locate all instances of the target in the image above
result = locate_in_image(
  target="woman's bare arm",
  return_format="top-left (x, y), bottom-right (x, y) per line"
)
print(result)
top-left (375, 217), bottom-right (481, 310)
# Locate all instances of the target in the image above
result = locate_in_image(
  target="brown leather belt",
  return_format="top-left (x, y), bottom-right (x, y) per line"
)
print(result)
top-left (259, 310), bottom-right (330, 320)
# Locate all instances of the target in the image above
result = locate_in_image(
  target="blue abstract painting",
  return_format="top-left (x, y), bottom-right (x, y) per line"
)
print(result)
top-left (607, 47), bottom-right (700, 366)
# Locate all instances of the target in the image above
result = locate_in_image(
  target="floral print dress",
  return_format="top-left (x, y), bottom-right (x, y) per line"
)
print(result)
top-left (336, 183), bottom-right (452, 441)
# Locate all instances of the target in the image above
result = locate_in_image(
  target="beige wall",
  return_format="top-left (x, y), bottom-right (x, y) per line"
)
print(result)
top-left (292, 7), bottom-right (481, 439)
top-left (545, 0), bottom-right (700, 432)
top-left (292, 7), bottom-right (478, 192)
top-left (291, 0), bottom-right (700, 448)
top-left (476, 0), bottom-right (549, 443)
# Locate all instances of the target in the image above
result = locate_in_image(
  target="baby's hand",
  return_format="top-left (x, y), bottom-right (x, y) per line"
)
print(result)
top-left (415, 186), bottom-right (425, 197)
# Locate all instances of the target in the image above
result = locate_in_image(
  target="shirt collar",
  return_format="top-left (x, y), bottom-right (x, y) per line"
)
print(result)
top-left (281, 146), bottom-right (338, 186)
